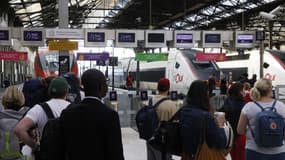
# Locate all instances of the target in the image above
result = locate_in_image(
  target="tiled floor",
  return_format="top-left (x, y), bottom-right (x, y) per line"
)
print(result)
top-left (122, 128), bottom-right (180, 160)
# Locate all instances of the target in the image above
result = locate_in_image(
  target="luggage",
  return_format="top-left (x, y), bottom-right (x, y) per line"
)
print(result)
top-left (250, 100), bottom-right (285, 147)
top-left (36, 103), bottom-right (63, 160)
top-left (0, 111), bottom-right (23, 160)
top-left (136, 97), bottom-right (169, 140)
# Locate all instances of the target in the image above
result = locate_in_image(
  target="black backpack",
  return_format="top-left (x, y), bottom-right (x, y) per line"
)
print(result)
top-left (136, 97), bottom-right (170, 140)
top-left (36, 103), bottom-right (63, 160)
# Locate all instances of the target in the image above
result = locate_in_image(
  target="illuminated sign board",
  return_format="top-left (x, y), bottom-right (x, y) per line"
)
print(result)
top-left (235, 31), bottom-right (255, 48)
top-left (87, 32), bottom-right (105, 42)
top-left (84, 29), bottom-right (114, 47)
top-left (0, 28), bottom-right (11, 46)
top-left (21, 28), bottom-right (44, 46)
top-left (237, 34), bottom-right (253, 44)
top-left (23, 31), bottom-right (42, 41)
top-left (118, 33), bottom-right (135, 42)
top-left (174, 31), bottom-right (200, 48)
top-left (176, 33), bottom-right (193, 44)
top-left (115, 30), bottom-right (143, 48)
top-left (0, 30), bottom-right (9, 41)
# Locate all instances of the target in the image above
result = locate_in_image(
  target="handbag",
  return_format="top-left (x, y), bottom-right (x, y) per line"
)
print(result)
top-left (147, 109), bottom-right (182, 156)
top-left (195, 114), bottom-right (226, 160)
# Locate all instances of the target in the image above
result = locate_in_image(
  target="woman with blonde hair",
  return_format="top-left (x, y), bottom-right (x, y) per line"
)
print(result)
top-left (0, 86), bottom-right (29, 160)
top-left (2, 85), bottom-right (26, 112)
top-left (237, 78), bottom-right (285, 160)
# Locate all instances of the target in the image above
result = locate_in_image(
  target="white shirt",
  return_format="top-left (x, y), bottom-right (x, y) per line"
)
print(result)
top-left (242, 100), bottom-right (285, 154)
top-left (25, 99), bottom-right (70, 137)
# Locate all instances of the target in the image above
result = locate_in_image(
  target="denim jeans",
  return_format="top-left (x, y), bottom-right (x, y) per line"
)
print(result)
top-left (246, 149), bottom-right (285, 160)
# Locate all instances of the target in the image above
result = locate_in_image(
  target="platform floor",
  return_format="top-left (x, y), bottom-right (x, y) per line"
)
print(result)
top-left (122, 127), bottom-right (180, 160)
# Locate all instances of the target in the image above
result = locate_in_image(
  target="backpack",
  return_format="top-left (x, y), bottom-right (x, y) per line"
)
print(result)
top-left (135, 97), bottom-right (170, 140)
top-left (36, 103), bottom-right (63, 160)
top-left (250, 100), bottom-right (285, 147)
top-left (0, 111), bottom-right (22, 160)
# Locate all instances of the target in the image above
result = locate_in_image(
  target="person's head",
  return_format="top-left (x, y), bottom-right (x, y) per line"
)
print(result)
top-left (186, 80), bottom-right (210, 112)
top-left (25, 74), bottom-right (33, 81)
top-left (252, 74), bottom-right (257, 80)
top-left (2, 86), bottom-right (25, 111)
top-left (43, 76), bottom-right (56, 88)
top-left (228, 82), bottom-right (244, 101)
top-left (48, 77), bottom-right (69, 99)
top-left (81, 69), bottom-right (108, 98)
top-left (157, 78), bottom-right (170, 93)
top-left (250, 78), bottom-right (272, 101)
top-left (243, 73), bottom-right (248, 78)
top-left (243, 82), bottom-right (251, 90)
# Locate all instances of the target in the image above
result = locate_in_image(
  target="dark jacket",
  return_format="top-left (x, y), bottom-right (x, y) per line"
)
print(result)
top-left (220, 97), bottom-right (245, 137)
top-left (180, 106), bottom-right (226, 156)
top-left (60, 98), bottom-right (124, 160)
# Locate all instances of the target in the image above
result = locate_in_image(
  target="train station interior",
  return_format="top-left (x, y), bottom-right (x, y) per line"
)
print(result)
top-left (0, 0), bottom-right (285, 160)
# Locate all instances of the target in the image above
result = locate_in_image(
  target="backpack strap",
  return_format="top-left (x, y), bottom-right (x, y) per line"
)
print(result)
top-left (271, 100), bottom-right (277, 111)
top-left (148, 97), bottom-right (153, 107)
top-left (153, 97), bottom-right (170, 109)
top-left (253, 101), bottom-right (265, 111)
top-left (254, 100), bottom-right (277, 112)
top-left (39, 102), bottom-right (55, 119)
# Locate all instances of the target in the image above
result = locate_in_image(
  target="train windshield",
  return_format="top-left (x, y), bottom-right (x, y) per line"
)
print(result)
top-left (269, 50), bottom-right (285, 65)
top-left (266, 50), bottom-right (285, 71)
top-left (39, 52), bottom-right (74, 71)
top-left (191, 60), bottom-right (212, 70)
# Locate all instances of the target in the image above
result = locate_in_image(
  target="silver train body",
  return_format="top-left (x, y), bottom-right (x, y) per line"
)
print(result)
top-left (216, 49), bottom-right (285, 87)
top-left (126, 49), bottom-right (220, 95)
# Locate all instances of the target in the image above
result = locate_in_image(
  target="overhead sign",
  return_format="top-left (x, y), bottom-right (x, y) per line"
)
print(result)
top-left (196, 53), bottom-right (226, 61)
top-left (77, 52), bottom-right (109, 61)
top-left (21, 28), bottom-right (45, 46)
top-left (48, 41), bottom-right (78, 50)
top-left (84, 29), bottom-right (115, 47)
top-left (135, 53), bottom-right (168, 61)
top-left (46, 29), bottom-right (84, 39)
top-left (0, 51), bottom-right (27, 60)
top-left (0, 28), bottom-right (11, 46)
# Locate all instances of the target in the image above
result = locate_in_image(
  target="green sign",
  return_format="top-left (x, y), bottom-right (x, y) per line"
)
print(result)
top-left (135, 53), bottom-right (168, 61)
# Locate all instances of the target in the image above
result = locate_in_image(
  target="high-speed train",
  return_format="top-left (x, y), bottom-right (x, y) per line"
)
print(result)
top-left (128, 49), bottom-right (220, 95)
top-left (34, 49), bottom-right (78, 78)
top-left (216, 49), bottom-right (285, 87)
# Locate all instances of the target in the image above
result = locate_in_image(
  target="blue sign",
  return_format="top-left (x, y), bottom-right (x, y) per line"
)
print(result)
top-left (118, 33), bottom-right (135, 42)
top-left (0, 30), bottom-right (9, 41)
top-left (87, 32), bottom-right (105, 42)
top-left (77, 52), bottom-right (109, 61)
top-left (24, 31), bottom-right (42, 41)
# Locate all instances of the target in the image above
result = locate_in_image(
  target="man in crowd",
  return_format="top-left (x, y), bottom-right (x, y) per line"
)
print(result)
top-left (59, 69), bottom-right (124, 160)
top-left (147, 78), bottom-right (179, 160)
top-left (14, 77), bottom-right (70, 157)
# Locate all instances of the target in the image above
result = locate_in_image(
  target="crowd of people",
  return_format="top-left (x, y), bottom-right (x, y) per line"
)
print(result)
top-left (0, 70), bottom-right (284, 160)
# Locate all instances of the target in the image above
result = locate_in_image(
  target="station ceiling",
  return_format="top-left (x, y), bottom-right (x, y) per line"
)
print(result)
top-left (6, 0), bottom-right (285, 46)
